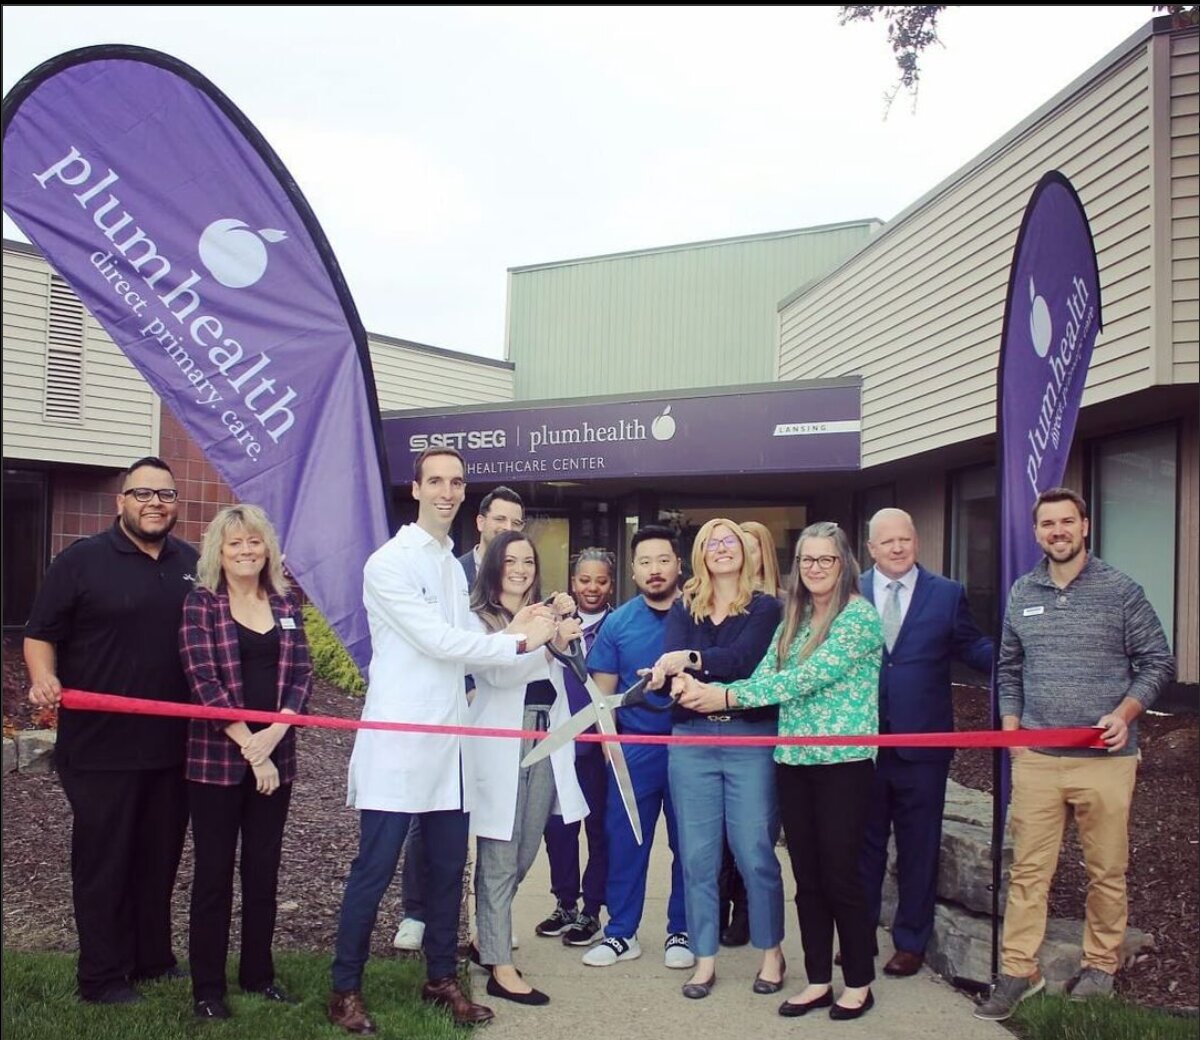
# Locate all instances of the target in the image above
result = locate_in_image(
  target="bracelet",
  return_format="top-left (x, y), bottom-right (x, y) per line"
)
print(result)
top-left (724, 689), bottom-right (731, 710)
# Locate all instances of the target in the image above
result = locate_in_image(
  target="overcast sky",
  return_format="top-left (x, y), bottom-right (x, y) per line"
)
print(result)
top-left (3, 5), bottom-right (1156, 359)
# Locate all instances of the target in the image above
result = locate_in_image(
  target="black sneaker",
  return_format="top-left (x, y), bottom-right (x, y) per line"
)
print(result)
top-left (561, 912), bottom-right (602, 946)
top-left (534, 903), bottom-right (577, 937)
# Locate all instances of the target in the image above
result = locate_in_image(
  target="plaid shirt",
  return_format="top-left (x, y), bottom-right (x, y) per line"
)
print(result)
top-left (179, 586), bottom-right (312, 785)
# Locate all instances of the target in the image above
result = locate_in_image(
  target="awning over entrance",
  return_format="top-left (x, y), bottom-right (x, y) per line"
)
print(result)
top-left (381, 378), bottom-right (862, 485)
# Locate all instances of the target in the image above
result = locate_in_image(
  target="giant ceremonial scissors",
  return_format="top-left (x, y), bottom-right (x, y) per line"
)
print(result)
top-left (520, 619), bottom-right (672, 846)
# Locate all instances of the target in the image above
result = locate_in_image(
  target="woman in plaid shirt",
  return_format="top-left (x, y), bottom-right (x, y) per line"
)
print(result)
top-left (178, 504), bottom-right (312, 1021)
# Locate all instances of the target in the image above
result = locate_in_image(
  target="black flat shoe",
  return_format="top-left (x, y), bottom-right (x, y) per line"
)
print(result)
top-left (682, 974), bottom-right (716, 999)
top-left (246, 982), bottom-right (299, 1006)
top-left (486, 975), bottom-right (549, 1006)
top-left (752, 956), bottom-right (786, 994)
top-left (194, 997), bottom-right (232, 1020)
top-left (829, 990), bottom-right (874, 1021)
top-left (778, 989), bottom-right (833, 1017)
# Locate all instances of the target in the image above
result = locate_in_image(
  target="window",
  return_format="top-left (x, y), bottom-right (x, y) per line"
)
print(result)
top-left (1091, 425), bottom-right (1177, 649)
top-left (854, 484), bottom-right (894, 569)
top-left (949, 465), bottom-right (997, 637)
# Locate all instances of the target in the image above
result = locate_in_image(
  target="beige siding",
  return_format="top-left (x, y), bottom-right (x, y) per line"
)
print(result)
top-left (779, 42), bottom-right (1161, 469)
top-left (1170, 30), bottom-right (1200, 382)
top-left (2, 246), bottom-right (159, 466)
top-left (367, 336), bottom-right (514, 411)
top-left (1178, 409), bottom-right (1199, 683)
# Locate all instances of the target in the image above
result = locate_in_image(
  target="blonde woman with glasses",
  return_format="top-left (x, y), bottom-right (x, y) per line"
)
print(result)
top-left (647, 518), bottom-right (784, 1000)
top-left (676, 522), bottom-right (883, 1022)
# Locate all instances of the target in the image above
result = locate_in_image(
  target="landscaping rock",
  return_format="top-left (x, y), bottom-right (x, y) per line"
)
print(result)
top-left (14, 729), bottom-right (56, 774)
top-left (926, 901), bottom-right (1154, 991)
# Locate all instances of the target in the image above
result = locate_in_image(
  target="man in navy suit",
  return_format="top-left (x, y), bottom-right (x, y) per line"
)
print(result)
top-left (858, 508), bottom-right (993, 976)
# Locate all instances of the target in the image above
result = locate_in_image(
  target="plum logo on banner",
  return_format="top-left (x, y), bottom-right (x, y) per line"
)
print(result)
top-left (31, 146), bottom-right (300, 457)
top-left (2, 46), bottom-right (393, 674)
top-left (1022, 272), bottom-right (1095, 492)
top-left (199, 219), bottom-right (287, 288)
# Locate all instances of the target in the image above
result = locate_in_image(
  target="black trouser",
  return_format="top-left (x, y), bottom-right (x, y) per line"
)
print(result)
top-left (187, 774), bottom-right (293, 1000)
top-left (57, 762), bottom-right (189, 999)
top-left (777, 759), bottom-right (877, 989)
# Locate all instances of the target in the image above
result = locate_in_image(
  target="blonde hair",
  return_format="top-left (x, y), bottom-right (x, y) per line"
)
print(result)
top-left (774, 521), bottom-right (859, 668)
top-left (682, 518), bottom-right (756, 623)
top-left (741, 520), bottom-right (781, 598)
top-left (196, 504), bottom-right (289, 596)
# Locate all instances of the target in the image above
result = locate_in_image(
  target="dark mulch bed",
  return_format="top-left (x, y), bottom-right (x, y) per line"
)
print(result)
top-left (3, 636), bottom-right (1197, 1010)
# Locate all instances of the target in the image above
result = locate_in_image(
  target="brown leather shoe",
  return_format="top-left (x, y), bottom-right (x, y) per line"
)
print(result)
top-left (328, 990), bottom-right (376, 1035)
top-left (883, 950), bottom-right (925, 977)
top-left (422, 976), bottom-right (495, 1027)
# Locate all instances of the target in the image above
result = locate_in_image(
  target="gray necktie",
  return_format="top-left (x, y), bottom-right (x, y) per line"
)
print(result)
top-left (882, 580), bottom-right (903, 652)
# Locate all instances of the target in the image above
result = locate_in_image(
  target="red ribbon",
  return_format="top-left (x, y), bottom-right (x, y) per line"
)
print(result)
top-left (60, 689), bottom-right (1107, 749)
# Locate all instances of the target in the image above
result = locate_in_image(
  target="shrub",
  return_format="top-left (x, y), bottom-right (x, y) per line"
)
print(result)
top-left (302, 603), bottom-right (366, 695)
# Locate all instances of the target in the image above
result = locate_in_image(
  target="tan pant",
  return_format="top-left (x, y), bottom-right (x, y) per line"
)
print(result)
top-left (1000, 752), bottom-right (1138, 977)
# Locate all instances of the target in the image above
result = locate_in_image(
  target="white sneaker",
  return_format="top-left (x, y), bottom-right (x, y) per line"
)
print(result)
top-left (392, 917), bottom-right (425, 951)
top-left (583, 935), bottom-right (642, 966)
top-left (664, 932), bottom-right (695, 969)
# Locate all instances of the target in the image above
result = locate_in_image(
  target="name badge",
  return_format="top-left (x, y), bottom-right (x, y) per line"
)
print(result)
top-left (280, 617), bottom-right (297, 630)
top-left (1023, 606), bottom-right (1045, 617)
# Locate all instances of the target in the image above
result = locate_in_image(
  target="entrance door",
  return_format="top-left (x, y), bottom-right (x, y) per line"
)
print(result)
top-left (526, 515), bottom-right (571, 598)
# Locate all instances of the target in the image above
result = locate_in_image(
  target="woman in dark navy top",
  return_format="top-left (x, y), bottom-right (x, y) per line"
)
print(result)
top-left (648, 519), bottom-right (785, 999)
top-left (178, 504), bottom-right (312, 1020)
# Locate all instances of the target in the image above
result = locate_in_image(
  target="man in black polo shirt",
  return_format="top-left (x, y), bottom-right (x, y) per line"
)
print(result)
top-left (25, 456), bottom-right (199, 1004)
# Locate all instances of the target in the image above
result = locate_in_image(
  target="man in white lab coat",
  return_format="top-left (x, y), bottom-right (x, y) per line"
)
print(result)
top-left (328, 447), bottom-right (558, 1035)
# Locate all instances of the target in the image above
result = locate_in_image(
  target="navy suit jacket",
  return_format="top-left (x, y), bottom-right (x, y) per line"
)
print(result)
top-left (458, 547), bottom-right (478, 589)
top-left (860, 565), bottom-right (993, 764)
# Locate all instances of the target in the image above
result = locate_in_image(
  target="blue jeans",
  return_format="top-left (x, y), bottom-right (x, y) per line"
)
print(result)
top-left (331, 809), bottom-right (468, 988)
top-left (669, 716), bottom-right (784, 958)
top-left (604, 743), bottom-right (686, 939)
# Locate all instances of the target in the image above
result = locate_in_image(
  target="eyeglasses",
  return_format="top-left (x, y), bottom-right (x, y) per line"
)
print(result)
top-left (487, 515), bottom-right (525, 530)
top-left (121, 487), bottom-right (179, 503)
top-left (797, 554), bottom-right (839, 571)
top-left (705, 535), bottom-right (741, 552)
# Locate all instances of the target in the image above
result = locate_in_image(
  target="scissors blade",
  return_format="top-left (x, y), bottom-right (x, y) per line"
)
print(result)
top-left (604, 735), bottom-right (643, 846)
top-left (520, 704), bottom-right (600, 767)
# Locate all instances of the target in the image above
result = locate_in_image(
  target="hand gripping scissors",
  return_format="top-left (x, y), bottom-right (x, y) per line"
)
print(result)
top-left (519, 615), bottom-right (673, 846)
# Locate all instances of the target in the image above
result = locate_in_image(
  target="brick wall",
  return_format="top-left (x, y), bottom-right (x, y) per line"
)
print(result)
top-left (49, 410), bottom-right (236, 555)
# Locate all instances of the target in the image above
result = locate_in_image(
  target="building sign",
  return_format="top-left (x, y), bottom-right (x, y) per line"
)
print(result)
top-left (383, 380), bottom-right (861, 483)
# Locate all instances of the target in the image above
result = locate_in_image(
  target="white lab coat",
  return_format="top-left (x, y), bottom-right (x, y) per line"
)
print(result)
top-left (346, 523), bottom-right (523, 813)
top-left (463, 616), bottom-right (589, 841)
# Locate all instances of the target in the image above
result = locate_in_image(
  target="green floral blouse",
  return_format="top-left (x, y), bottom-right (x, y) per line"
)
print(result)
top-left (728, 596), bottom-right (883, 766)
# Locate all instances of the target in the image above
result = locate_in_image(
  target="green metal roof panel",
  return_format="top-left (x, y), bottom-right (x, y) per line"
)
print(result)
top-left (507, 220), bottom-right (879, 400)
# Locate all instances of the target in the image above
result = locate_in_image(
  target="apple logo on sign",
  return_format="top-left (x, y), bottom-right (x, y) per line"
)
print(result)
top-left (651, 405), bottom-right (676, 441)
top-left (198, 219), bottom-right (288, 289)
top-left (1028, 277), bottom-right (1052, 359)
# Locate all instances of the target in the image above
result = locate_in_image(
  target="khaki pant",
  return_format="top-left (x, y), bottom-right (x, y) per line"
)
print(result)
top-left (1000, 752), bottom-right (1138, 977)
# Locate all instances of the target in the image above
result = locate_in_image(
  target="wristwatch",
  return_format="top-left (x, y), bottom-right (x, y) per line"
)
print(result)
top-left (687, 651), bottom-right (700, 668)
top-left (515, 635), bottom-right (529, 654)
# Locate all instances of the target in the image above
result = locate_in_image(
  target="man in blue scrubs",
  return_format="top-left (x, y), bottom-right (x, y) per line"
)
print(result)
top-left (582, 525), bottom-right (693, 970)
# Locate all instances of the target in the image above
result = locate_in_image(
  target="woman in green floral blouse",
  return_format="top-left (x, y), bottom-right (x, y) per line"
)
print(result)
top-left (676, 521), bottom-right (883, 1022)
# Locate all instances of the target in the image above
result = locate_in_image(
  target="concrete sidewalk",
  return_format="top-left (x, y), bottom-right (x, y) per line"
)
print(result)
top-left (469, 816), bottom-right (1007, 1039)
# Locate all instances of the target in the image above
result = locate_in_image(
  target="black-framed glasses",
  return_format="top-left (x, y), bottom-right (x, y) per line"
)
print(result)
top-left (121, 487), bottom-right (179, 504)
top-left (705, 535), bottom-right (741, 552)
top-left (798, 554), bottom-right (839, 571)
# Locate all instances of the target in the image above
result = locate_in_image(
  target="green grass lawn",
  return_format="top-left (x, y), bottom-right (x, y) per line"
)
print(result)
top-left (1, 950), bottom-right (468, 1040)
top-left (1008, 990), bottom-right (1198, 1040)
